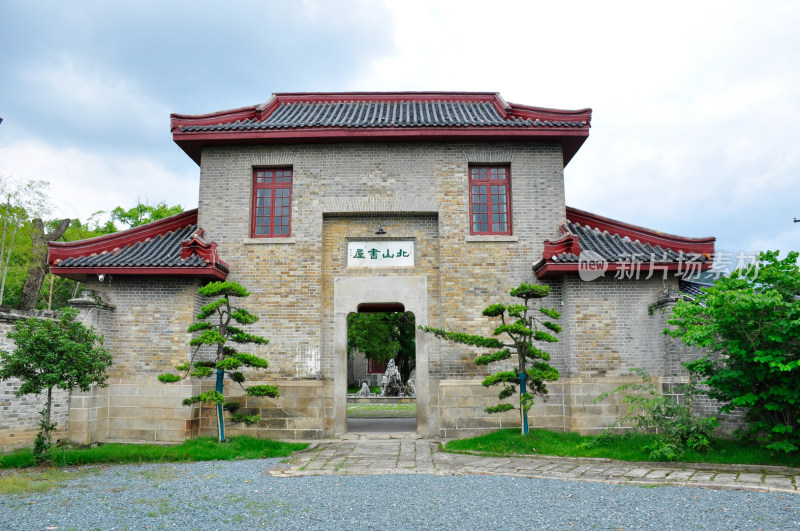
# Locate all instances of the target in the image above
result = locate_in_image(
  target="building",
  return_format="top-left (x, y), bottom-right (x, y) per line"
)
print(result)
top-left (34, 92), bottom-right (717, 445)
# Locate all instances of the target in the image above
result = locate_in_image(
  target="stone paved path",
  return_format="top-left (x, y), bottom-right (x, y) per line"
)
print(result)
top-left (270, 434), bottom-right (799, 494)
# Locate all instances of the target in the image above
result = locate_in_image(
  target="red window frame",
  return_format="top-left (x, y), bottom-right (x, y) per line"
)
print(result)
top-left (252, 168), bottom-right (293, 238)
top-left (469, 165), bottom-right (512, 235)
top-left (367, 359), bottom-right (388, 374)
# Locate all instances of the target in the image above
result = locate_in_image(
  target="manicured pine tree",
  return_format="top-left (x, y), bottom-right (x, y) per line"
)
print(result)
top-left (159, 281), bottom-right (278, 442)
top-left (421, 283), bottom-right (560, 435)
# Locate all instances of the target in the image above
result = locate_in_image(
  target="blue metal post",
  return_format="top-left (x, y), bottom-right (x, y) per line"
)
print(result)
top-left (216, 368), bottom-right (226, 442)
top-left (519, 371), bottom-right (528, 435)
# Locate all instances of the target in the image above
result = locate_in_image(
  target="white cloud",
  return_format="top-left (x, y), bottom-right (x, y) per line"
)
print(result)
top-left (0, 140), bottom-right (197, 222)
top-left (354, 0), bottom-right (800, 253)
top-left (16, 54), bottom-right (169, 139)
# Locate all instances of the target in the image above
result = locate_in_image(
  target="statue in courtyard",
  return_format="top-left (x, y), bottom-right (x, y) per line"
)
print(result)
top-left (357, 381), bottom-right (371, 397)
top-left (381, 358), bottom-right (405, 397)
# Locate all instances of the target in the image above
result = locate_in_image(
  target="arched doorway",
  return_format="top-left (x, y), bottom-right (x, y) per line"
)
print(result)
top-left (333, 276), bottom-right (430, 436)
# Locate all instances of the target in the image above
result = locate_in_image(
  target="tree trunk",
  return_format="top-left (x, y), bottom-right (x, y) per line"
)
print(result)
top-left (18, 218), bottom-right (70, 311)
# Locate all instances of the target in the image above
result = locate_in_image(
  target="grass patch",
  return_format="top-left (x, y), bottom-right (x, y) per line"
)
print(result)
top-left (0, 436), bottom-right (308, 470)
top-left (0, 468), bottom-right (94, 495)
top-left (444, 428), bottom-right (800, 468)
top-left (347, 403), bottom-right (416, 418)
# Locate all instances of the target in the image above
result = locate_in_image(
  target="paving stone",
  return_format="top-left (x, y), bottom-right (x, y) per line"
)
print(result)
top-left (666, 470), bottom-right (695, 481)
top-left (737, 473), bottom-right (763, 484)
top-left (762, 475), bottom-right (794, 488)
top-left (277, 437), bottom-right (798, 495)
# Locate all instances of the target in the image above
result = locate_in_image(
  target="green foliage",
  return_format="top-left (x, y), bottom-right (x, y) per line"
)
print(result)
top-left (190, 366), bottom-right (215, 378)
top-left (594, 368), bottom-right (718, 460)
top-left (32, 411), bottom-right (57, 465)
top-left (159, 281), bottom-right (276, 442)
top-left (230, 413), bottom-right (261, 426)
top-left (230, 352), bottom-right (270, 368)
top-left (0, 307), bottom-right (111, 462)
top-left (246, 385), bottom-right (279, 398)
top-left (157, 373), bottom-right (181, 383)
top-left (182, 390), bottom-right (225, 406)
top-left (110, 201), bottom-right (183, 228)
top-left (0, 196), bottom-right (180, 310)
top-left (442, 428), bottom-right (800, 467)
top-left (421, 282), bottom-right (560, 434)
top-left (419, 326), bottom-right (504, 349)
top-left (666, 250), bottom-right (800, 453)
top-left (215, 357), bottom-right (242, 371)
top-left (198, 281), bottom-right (250, 298)
top-left (1, 436), bottom-right (309, 470)
top-left (347, 312), bottom-right (416, 383)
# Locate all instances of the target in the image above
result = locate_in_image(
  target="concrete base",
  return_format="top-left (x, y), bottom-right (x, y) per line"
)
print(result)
top-left (347, 418), bottom-right (417, 433)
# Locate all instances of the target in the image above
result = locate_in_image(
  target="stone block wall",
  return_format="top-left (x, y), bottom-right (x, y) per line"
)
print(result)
top-left (69, 279), bottom-right (202, 444)
top-left (0, 309), bottom-right (71, 451)
top-left (193, 380), bottom-right (324, 440)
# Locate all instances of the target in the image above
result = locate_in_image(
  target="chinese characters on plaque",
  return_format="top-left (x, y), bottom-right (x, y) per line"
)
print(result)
top-left (347, 241), bottom-right (414, 267)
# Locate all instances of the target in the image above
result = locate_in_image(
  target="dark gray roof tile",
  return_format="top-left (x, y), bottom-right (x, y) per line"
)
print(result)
top-left (550, 220), bottom-right (709, 264)
top-left (180, 100), bottom-right (588, 133)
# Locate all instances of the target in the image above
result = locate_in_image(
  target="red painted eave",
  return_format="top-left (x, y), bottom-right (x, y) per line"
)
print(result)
top-left (48, 209), bottom-right (198, 264)
top-left (50, 266), bottom-right (227, 282)
top-left (534, 261), bottom-right (713, 279)
top-left (173, 127), bottom-right (589, 166)
top-left (566, 206), bottom-right (716, 255)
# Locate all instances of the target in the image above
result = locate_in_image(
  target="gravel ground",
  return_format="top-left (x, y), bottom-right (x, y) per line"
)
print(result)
top-left (1, 459), bottom-right (798, 530)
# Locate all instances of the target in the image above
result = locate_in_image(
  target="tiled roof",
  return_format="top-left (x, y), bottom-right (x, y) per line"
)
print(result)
top-left (679, 280), bottom-right (706, 298)
top-left (55, 224), bottom-right (217, 269)
top-left (49, 209), bottom-right (229, 281)
top-left (534, 207), bottom-right (716, 278)
top-left (171, 92), bottom-right (592, 166)
top-left (547, 220), bottom-right (708, 264)
top-left (179, 100), bottom-right (588, 132)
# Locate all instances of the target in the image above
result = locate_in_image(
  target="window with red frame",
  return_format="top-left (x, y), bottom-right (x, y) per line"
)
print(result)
top-left (469, 166), bottom-right (512, 235)
top-left (252, 168), bottom-right (292, 237)
top-left (367, 359), bottom-right (388, 374)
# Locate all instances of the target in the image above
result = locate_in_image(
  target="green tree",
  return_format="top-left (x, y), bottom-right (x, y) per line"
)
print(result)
top-left (348, 312), bottom-right (416, 382)
top-left (421, 283), bottom-right (560, 435)
top-left (159, 281), bottom-right (278, 442)
top-left (666, 250), bottom-right (800, 453)
top-left (0, 307), bottom-right (112, 462)
top-left (110, 200), bottom-right (183, 228)
top-left (0, 179), bottom-right (50, 305)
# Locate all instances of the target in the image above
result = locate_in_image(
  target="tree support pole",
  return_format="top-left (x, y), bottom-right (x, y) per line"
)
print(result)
top-left (216, 368), bottom-right (226, 442)
top-left (520, 371), bottom-right (528, 435)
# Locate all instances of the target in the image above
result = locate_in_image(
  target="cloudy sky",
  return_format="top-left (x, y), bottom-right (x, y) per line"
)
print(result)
top-left (1, 0), bottom-right (798, 261)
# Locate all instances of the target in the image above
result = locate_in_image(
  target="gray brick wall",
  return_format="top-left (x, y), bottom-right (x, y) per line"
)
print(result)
top-left (197, 142), bottom-right (566, 386)
top-left (0, 310), bottom-right (71, 450)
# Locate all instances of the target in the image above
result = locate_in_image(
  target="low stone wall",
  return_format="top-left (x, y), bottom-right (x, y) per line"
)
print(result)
top-left (0, 309), bottom-right (71, 451)
top-left (194, 380), bottom-right (326, 440)
top-left (435, 376), bottom-right (744, 439)
top-left (68, 378), bottom-right (197, 445)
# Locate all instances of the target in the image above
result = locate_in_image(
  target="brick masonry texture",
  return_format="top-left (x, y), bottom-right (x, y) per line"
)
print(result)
top-left (193, 141), bottom-right (568, 437)
top-left (4, 138), bottom-right (726, 447)
top-left (0, 311), bottom-right (70, 450)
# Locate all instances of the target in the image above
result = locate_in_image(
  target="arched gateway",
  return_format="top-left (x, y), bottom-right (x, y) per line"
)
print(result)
top-left (334, 276), bottom-right (429, 436)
